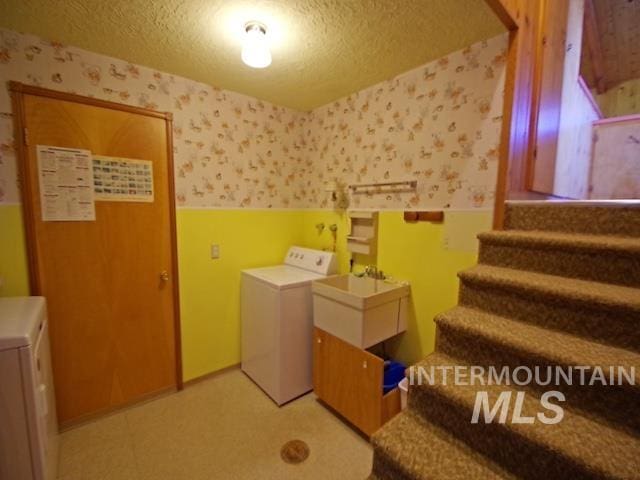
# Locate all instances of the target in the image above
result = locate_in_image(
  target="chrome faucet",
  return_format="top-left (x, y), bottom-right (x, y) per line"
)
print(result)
top-left (364, 265), bottom-right (385, 280)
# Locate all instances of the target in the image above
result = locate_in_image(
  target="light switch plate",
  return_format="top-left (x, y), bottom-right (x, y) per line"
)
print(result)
top-left (211, 244), bottom-right (220, 259)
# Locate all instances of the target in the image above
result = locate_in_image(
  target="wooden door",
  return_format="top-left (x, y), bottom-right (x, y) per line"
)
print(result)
top-left (10, 83), bottom-right (181, 426)
top-left (313, 328), bottom-right (383, 435)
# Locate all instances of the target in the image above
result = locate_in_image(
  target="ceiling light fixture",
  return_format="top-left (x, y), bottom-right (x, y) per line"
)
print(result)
top-left (241, 21), bottom-right (272, 69)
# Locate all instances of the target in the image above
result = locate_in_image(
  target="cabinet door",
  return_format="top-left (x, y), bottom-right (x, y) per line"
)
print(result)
top-left (313, 327), bottom-right (383, 435)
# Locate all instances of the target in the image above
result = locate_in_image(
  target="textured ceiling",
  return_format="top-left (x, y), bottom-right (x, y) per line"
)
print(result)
top-left (581, 0), bottom-right (640, 92)
top-left (0, 0), bottom-right (505, 111)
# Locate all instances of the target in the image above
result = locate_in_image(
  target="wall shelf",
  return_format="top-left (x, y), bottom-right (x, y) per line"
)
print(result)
top-left (347, 211), bottom-right (378, 256)
top-left (346, 236), bottom-right (370, 243)
top-left (403, 211), bottom-right (444, 223)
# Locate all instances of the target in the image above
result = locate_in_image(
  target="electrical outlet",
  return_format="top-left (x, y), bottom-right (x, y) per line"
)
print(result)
top-left (211, 244), bottom-right (220, 259)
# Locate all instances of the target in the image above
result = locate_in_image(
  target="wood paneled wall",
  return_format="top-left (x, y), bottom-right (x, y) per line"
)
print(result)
top-left (581, 0), bottom-right (640, 93)
top-left (486, 0), bottom-right (601, 226)
top-left (528, 0), bottom-right (571, 195)
top-left (590, 115), bottom-right (640, 199)
top-left (554, 77), bottom-right (601, 199)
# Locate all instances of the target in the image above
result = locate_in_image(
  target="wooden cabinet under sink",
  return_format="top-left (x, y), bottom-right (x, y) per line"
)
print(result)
top-left (312, 327), bottom-right (401, 436)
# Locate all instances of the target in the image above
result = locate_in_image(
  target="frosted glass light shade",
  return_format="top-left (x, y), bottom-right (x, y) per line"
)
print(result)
top-left (241, 24), bottom-right (272, 69)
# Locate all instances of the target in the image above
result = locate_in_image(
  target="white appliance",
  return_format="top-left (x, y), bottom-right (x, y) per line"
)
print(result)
top-left (241, 246), bottom-right (337, 405)
top-left (0, 297), bottom-right (58, 480)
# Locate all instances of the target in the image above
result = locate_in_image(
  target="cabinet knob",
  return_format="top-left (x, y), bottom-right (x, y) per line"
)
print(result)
top-left (363, 361), bottom-right (367, 369)
top-left (316, 337), bottom-right (322, 344)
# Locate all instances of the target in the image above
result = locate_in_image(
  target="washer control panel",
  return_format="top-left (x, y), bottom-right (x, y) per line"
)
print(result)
top-left (284, 246), bottom-right (337, 275)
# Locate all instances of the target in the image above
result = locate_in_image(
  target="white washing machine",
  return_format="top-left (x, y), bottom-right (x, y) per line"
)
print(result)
top-left (0, 297), bottom-right (58, 480)
top-left (241, 246), bottom-right (337, 405)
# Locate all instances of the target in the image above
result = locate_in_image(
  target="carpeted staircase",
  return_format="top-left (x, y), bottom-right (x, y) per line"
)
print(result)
top-left (369, 202), bottom-right (640, 480)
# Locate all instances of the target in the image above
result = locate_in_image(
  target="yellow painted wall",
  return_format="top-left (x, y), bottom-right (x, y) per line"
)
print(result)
top-left (300, 210), bottom-right (351, 272)
top-left (376, 212), bottom-right (487, 365)
top-left (1, 205), bottom-right (490, 380)
top-left (2, 206), bottom-right (306, 381)
top-left (0, 205), bottom-right (30, 297)
top-left (176, 209), bottom-right (305, 380)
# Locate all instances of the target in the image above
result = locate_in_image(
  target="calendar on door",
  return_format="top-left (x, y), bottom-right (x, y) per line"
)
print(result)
top-left (92, 155), bottom-right (154, 202)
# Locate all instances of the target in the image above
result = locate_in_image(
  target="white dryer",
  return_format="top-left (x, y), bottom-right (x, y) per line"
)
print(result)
top-left (241, 246), bottom-right (337, 405)
top-left (0, 297), bottom-right (58, 480)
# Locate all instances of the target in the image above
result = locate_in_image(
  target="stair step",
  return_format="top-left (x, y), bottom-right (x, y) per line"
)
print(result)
top-left (369, 410), bottom-right (516, 480)
top-left (435, 306), bottom-right (640, 386)
top-left (479, 230), bottom-right (640, 254)
top-left (478, 230), bottom-right (640, 287)
top-left (435, 306), bottom-right (640, 432)
top-left (410, 353), bottom-right (640, 479)
top-left (458, 265), bottom-right (640, 351)
top-left (460, 265), bottom-right (640, 312)
top-left (504, 202), bottom-right (640, 237)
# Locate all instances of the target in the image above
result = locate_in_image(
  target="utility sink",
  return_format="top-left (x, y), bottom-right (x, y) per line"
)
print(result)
top-left (312, 274), bottom-right (410, 348)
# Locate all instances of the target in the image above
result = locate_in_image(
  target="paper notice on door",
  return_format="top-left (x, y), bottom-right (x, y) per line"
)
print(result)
top-left (92, 155), bottom-right (154, 202)
top-left (37, 146), bottom-right (96, 221)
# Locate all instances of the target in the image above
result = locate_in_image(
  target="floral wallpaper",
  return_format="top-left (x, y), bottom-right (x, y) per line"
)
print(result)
top-left (0, 28), bottom-right (306, 208)
top-left (296, 33), bottom-right (507, 209)
top-left (0, 28), bottom-right (507, 210)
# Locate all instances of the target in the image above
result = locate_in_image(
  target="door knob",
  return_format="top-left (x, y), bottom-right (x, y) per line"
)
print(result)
top-left (160, 270), bottom-right (170, 282)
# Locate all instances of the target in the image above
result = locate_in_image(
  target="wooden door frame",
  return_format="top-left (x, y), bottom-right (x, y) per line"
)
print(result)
top-left (484, 0), bottom-right (546, 228)
top-left (8, 81), bottom-right (183, 389)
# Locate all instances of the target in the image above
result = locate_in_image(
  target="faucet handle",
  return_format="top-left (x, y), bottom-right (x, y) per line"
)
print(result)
top-left (363, 264), bottom-right (385, 278)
